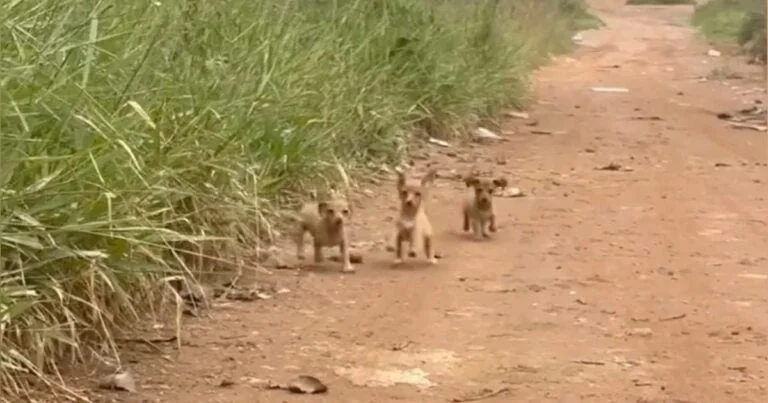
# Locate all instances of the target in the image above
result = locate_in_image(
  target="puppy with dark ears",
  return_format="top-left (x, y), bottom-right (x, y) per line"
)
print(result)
top-left (462, 173), bottom-right (508, 238)
top-left (393, 166), bottom-right (438, 265)
top-left (295, 193), bottom-right (355, 273)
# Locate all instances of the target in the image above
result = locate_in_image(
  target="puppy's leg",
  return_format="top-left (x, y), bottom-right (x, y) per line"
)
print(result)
top-left (408, 241), bottom-right (417, 258)
top-left (423, 234), bottom-right (437, 265)
top-left (488, 213), bottom-right (497, 233)
top-left (296, 225), bottom-right (307, 260)
top-left (339, 238), bottom-right (355, 273)
top-left (481, 217), bottom-right (491, 238)
top-left (394, 231), bottom-right (405, 265)
top-left (471, 219), bottom-right (482, 238)
top-left (313, 240), bottom-right (325, 264)
top-left (463, 211), bottom-right (470, 232)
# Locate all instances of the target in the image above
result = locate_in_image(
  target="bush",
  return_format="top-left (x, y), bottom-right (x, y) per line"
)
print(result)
top-left (692, 0), bottom-right (767, 62)
top-left (0, 0), bottom-right (598, 395)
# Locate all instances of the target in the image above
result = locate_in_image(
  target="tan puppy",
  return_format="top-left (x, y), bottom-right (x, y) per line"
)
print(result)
top-left (463, 174), bottom-right (508, 238)
top-left (295, 195), bottom-right (355, 273)
top-left (393, 166), bottom-right (438, 265)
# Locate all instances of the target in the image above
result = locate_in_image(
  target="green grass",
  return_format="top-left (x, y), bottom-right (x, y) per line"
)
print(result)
top-left (692, 0), bottom-right (766, 61)
top-left (0, 0), bottom-right (598, 397)
top-left (627, 0), bottom-right (696, 5)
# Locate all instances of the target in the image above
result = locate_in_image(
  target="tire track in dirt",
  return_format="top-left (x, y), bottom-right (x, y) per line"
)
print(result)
top-left (83, 2), bottom-right (768, 403)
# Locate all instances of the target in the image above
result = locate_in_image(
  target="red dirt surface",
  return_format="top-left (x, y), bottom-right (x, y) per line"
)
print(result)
top-left (76, 2), bottom-right (768, 402)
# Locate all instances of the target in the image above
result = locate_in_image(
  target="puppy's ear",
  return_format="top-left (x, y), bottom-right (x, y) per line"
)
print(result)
top-left (463, 175), bottom-right (479, 188)
top-left (421, 168), bottom-right (438, 186)
top-left (493, 177), bottom-right (508, 189)
top-left (317, 201), bottom-right (329, 215)
top-left (395, 167), bottom-right (406, 191)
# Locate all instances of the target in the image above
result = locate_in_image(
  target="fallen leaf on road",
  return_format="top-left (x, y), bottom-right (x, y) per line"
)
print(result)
top-left (450, 387), bottom-right (511, 402)
top-left (428, 137), bottom-right (452, 147)
top-left (596, 162), bottom-right (622, 171)
top-left (98, 372), bottom-right (137, 393)
top-left (499, 187), bottom-right (524, 198)
top-left (473, 127), bottom-right (503, 141)
top-left (591, 87), bottom-right (629, 93)
top-left (727, 122), bottom-right (767, 132)
top-left (266, 375), bottom-right (328, 394)
top-left (506, 111), bottom-right (530, 119)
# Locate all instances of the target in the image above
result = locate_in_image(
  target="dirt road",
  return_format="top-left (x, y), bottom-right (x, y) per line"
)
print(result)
top-left (91, 2), bottom-right (768, 402)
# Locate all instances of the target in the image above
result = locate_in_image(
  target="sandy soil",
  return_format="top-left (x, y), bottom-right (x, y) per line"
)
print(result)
top-left (76, 1), bottom-right (768, 402)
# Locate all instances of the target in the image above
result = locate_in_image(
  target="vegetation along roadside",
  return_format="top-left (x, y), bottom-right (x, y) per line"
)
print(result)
top-left (0, 0), bottom-right (599, 397)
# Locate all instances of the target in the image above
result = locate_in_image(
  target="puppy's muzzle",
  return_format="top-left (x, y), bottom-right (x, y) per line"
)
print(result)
top-left (477, 198), bottom-right (491, 209)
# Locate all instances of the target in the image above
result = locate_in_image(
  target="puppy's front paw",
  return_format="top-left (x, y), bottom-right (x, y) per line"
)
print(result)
top-left (341, 265), bottom-right (356, 273)
top-left (428, 257), bottom-right (438, 265)
top-left (392, 258), bottom-right (403, 266)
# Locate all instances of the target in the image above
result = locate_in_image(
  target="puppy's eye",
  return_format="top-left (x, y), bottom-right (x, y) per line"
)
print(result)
top-left (326, 209), bottom-right (335, 215)
top-left (400, 190), bottom-right (408, 198)
top-left (414, 191), bottom-right (421, 197)
top-left (341, 209), bottom-right (349, 215)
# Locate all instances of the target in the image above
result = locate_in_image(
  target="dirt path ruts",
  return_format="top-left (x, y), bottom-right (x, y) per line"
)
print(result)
top-left (89, 2), bottom-right (768, 402)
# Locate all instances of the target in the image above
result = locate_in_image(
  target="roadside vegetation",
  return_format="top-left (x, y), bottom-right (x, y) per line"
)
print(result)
top-left (0, 0), bottom-right (598, 397)
top-left (626, 0), bottom-right (696, 6)
top-left (692, 0), bottom-right (767, 62)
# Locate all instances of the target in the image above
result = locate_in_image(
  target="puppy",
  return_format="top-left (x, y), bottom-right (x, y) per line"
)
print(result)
top-left (393, 166), bottom-right (438, 265)
top-left (295, 195), bottom-right (355, 273)
top-left (462, 173), bottom-right (508, 238)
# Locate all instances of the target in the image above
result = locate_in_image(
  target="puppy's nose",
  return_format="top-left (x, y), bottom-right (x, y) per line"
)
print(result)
top-left (405, 200), bottom-right (414, 207)
top-left (334, 217), bottom-right (343, 225)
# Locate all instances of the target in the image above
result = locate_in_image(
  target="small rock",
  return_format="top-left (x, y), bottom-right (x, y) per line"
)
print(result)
top-left (707, 49), bottom-right (721, 57)
top-left (98, 372), bottom-right (137, 393)
top-left (428, 137), bottom-right (452, 147)
top-left (714, 162), bottom-right (731, 167)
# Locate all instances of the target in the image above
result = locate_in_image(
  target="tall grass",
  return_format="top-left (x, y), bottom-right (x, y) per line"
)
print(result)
top-left (692, 0), bottom-right (766, 62)
top-left (0, 0), bottom-right (597, 396)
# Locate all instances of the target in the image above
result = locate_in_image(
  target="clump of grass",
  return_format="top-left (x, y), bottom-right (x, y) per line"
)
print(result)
top-left (692, 0), bottom-right (767, 62)
top-left (0, 0), bottom-right (597, 397)
top-left (626, 0), bottom-right (696, 5)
